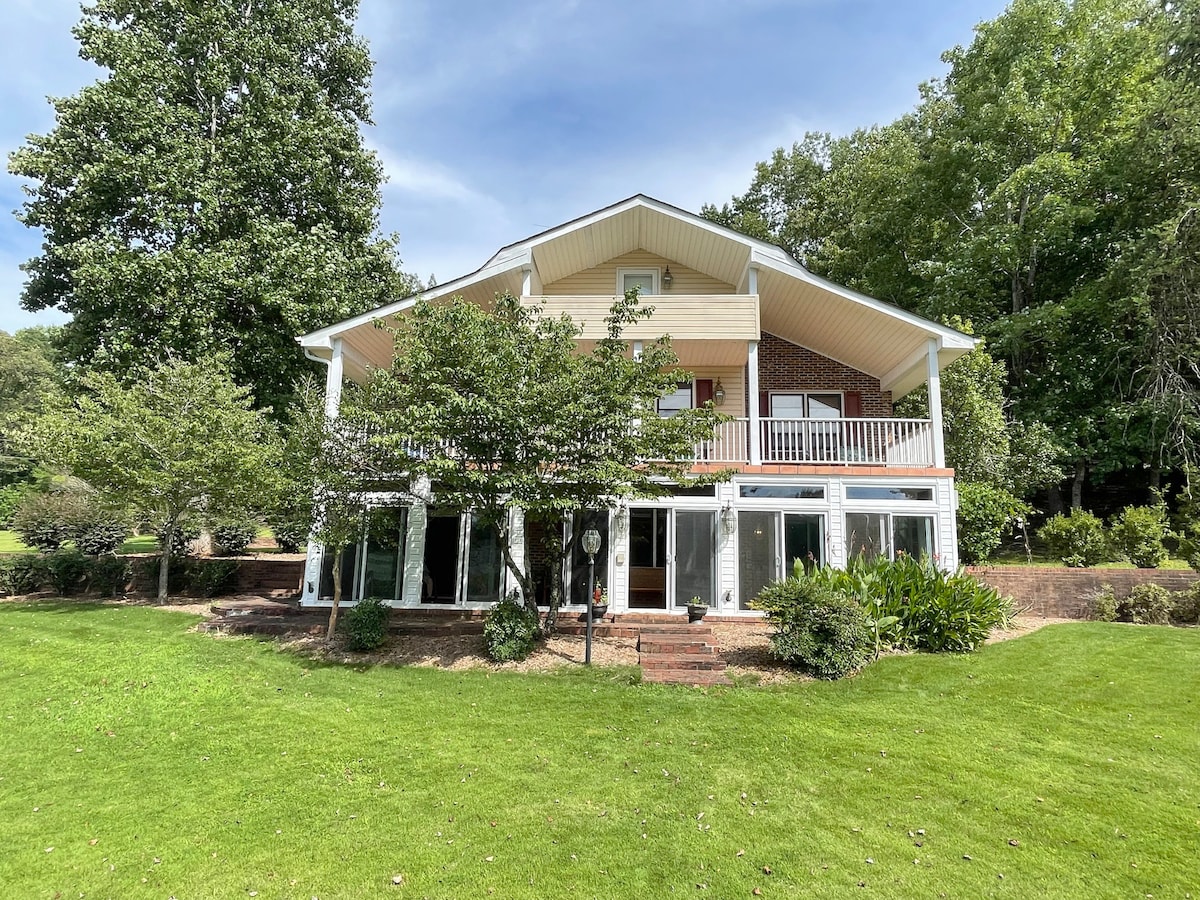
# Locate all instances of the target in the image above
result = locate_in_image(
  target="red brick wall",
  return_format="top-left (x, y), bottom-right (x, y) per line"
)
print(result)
top-left (755, 333), bottom-right (893, 416)
top-left (966, 566), bottom-right (1200, 618)
top-left (128, 556), bottom-right (303, 598)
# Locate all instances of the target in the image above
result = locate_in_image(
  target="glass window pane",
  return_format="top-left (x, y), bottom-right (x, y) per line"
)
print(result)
top-left (784, 513), bottom-right (823, 576)
top-left (893, 515), bottom-right (933, 560)
top-left (570, 509), bottom-right (610, 606)
top-left (319, 541), bottom-right (358, 602)
top-left (738, 511), bottom-right (777, 610)
top-left (674, 510), bottom-right (716, 608)
top-left (657, 382), bottom-right (693, 418)
top-left (807, 394), bottom-right (842, 418)
top-left (739, 484), bottom-right (825, 499)
top-left (623, 273), bottom-right (655, 295)
top-left (845, 486), bottom-right (933, 501)
top-left (845, 512), bottom-right (888, 561)
top-left (422, 512), bottom-right (461, 603)
top-left (769, 393), bottom-right (805, 417)
top-left (465, 515), bottom-right (503, 603)
top-left (362, 507), bottom-right (406, 602)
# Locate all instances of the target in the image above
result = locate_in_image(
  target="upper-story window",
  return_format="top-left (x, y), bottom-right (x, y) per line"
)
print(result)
top-left (657, 381), bottom-right (693, 417)
top-left (618, 268), bottom-right (658, 296)
top-left (769, 392), bottom-right (843, 419)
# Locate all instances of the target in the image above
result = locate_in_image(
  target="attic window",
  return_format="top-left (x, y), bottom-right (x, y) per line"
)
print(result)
top-left (618, 268), bottom-right (658, 296)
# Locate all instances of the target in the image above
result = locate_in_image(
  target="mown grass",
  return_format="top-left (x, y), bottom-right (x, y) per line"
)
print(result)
top-left (0, 530), bottom-right (159, 555)
top-left (1, 604), bottom-right (1197, 898)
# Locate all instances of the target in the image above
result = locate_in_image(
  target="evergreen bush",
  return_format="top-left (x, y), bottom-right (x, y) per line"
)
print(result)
top-left (1038, 509), bottom-right (1108, 567)
top-left (1119, 583), bottom-right (1173, 625)
top-left (87, 556), bottom-right (130, 597)
top-left (1085, 584), bottom-right (1119, 622)
top-left (155, 522), bottom-right (200, 558)
top-left (752, 576), bottom-right (872, 679)
top-left (1170, 582), bottom-right (1200, 625)
top-left (345, 595), bottom-right (391, 651)
top-left (483, 591), bottom-right (540, 662)
top-left (211, 520), bottom-right (258, 556)
top-left (187, 559), bottom-right (240, 597)
top-left (44, 548), bottom-right (91, 595)
top-left (0, 554), bottom-right (47, 595)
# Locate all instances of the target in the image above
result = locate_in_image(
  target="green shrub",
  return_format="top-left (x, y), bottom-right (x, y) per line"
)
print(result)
top-left (956, 482), bottom-right (1028, 564)
top-left (0, 554), bottom-right (47, 595)
top-left (1169, 582), bottom-right (1200, 625)
top-left (1086, 584), bottom-right (1118, 622)
top-left (87, 556), bottom-right (130, 597)
top-left (143, 555), bottom-right (189, 594)
top-left (156, 522), bottom-right (200, 558)
top-left (345, 595), bottom-right (391, 651)
top-left (811, 555), bottom-right (1012, 653)
top-left (483, 591), bottom-right (540, 662)
top-left (1108, 503), bottom-right (1169, 568)
top-left (11, 491), bottom-right (78, 550)
top-left (752, 576), bottom-right (872, 679)
top-left (187, 559), bottom-right (240, 597)
top-left (1038, 509), bottom-right (1108, 567)
top-left (73, 513), bottom-right (131, 556)
top-left (44, 548), bottom-right (91, 595)
top-left (266, 508), bottom-right (308, 553)
top-left (211, 520), bottom-right (258, 556)
top-left (1119, 583), bottom-right (1173, 625)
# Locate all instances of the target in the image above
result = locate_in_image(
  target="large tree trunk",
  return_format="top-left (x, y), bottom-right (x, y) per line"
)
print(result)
top-left (326, 547), bottom-right (343, 644)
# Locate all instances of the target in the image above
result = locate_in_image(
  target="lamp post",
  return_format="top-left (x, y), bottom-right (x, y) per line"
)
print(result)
top-left (581, 527), bottom-right (602, 665)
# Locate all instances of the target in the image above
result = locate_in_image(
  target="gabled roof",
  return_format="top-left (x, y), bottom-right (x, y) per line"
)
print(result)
top-left (299, 194), bottom-right (976, 395)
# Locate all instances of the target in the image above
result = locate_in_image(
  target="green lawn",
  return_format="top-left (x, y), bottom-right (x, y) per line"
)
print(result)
top-left (0, 530), bottom-right (159, 555)
top-left (1, 605), bottom-right (1197, 898)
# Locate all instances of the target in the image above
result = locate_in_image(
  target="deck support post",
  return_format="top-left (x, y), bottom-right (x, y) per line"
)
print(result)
top-left (926, 338), bottom-right (946, 469)
top-left (747, 339), bottom-right (761, 466)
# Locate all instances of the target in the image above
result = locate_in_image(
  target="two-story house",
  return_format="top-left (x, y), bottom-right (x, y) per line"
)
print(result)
top-left (297, 195), bottom-right (976, 616)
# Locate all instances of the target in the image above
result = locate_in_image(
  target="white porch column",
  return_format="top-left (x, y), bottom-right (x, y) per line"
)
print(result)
top-left (324, 337), bottom-right (345, 419)
top-left (747, 339), bottom-right (761, 466)
top-left (521, 267), bottom-right (532, 298)
top-left (926, 338), bottom-right (946, 469)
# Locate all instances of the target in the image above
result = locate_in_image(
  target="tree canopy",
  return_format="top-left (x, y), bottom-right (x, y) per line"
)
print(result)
top-left (31, 357), bottom-right (283, 600)
top-left (355, 291), bottom-right (726, 630)
top-left (9, 0), bottom-right (415, 410)
top-left (705, 0), bottom-right (1193, 507)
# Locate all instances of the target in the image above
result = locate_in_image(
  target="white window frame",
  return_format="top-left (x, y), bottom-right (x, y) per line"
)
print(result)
top-left (617, 267), bottom-right (660, 296)
top-left (768, 391), bottom-right (845, 418)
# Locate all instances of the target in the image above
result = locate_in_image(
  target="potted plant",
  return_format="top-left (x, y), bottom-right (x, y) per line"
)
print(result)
top-left (687, 596), bottom-right (708, 623)
top-left (591, 581), bottom-right (609, 619)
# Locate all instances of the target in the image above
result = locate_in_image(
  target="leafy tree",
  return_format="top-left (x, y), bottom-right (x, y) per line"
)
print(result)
top-left (707, 0), bottom-right (1170, 508)
top-left (0, 327), bottom-right (65, 483)
top-left (8, 0), bottom-right (415, 410)
top-left (358, 291), bottom-right (726, 633)
top-left (30, 357), bottom-right (282, 601)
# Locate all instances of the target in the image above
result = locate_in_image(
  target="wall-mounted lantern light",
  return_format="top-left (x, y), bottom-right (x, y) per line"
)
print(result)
top-left (720, 502), bottom-right (736, 536)
top-left (713, 379), bottom-right (726, 406)
top-left (662, 267), bottom-right (673, 289)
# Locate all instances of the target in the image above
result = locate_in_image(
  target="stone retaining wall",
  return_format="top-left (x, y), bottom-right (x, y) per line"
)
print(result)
top-left (966, 566), bottom-right (1200, 619)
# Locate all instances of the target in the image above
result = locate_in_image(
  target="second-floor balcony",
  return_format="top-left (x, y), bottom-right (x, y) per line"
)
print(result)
top-left (696, 417), bottom-right (936, 468)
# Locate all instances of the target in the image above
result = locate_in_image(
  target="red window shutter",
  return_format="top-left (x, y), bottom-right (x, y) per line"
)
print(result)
top-left (844, 391), bottom-right (863, 418)
top-left (695, 379), bottom-right (713, 407)
top-left (759, 391), bottom-right (770, 417)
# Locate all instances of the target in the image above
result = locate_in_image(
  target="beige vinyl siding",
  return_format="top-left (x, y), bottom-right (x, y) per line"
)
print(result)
top-left (543, 250), bottom-right (736, 296)
top-left (690, 367), bottom-right (746, 418)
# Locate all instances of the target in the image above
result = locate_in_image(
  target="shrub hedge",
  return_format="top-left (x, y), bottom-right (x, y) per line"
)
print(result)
top-left (483, 591), bottom-right (540, 662)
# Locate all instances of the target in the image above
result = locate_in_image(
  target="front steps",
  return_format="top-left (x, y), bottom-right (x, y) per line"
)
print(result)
top-left (637, 624), bottom-right (729, 686)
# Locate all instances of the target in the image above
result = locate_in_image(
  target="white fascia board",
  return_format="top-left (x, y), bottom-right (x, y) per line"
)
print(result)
top-left (750, 248), bottom-right (978, 351)
top-left (297, 249), bottom-right (532, 349)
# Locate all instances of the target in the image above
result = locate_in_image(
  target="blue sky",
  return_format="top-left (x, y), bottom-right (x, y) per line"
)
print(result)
top-left (0, 0), bottom-right (1009, 334)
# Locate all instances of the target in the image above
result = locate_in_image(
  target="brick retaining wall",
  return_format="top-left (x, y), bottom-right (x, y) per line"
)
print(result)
top-left (128, 555), bottom-right (304, 598)
top-left (966, 566), bottom-right (1200, 619)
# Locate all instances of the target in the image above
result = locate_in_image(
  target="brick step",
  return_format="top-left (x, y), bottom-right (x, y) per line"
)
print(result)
top-left (642, 668), bottom-right (730, 686)
top-left (640, 656), bottom-right (725, 671)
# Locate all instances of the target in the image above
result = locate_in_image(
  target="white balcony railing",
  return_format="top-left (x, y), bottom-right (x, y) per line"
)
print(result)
top-left (692, 417), bottom-right (934, 467)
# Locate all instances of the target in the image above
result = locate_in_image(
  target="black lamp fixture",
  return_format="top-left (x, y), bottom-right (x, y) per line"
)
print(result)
top-left (662, 266), bottom-right (673, 289)
top-left (713, 379), bottom-right (726, 406)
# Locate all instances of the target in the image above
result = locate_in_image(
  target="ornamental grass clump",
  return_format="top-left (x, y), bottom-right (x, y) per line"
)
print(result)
top-left (483, 591), bottom-right (540, 662)
top-left (752, 576), bottom-right (872, 679)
